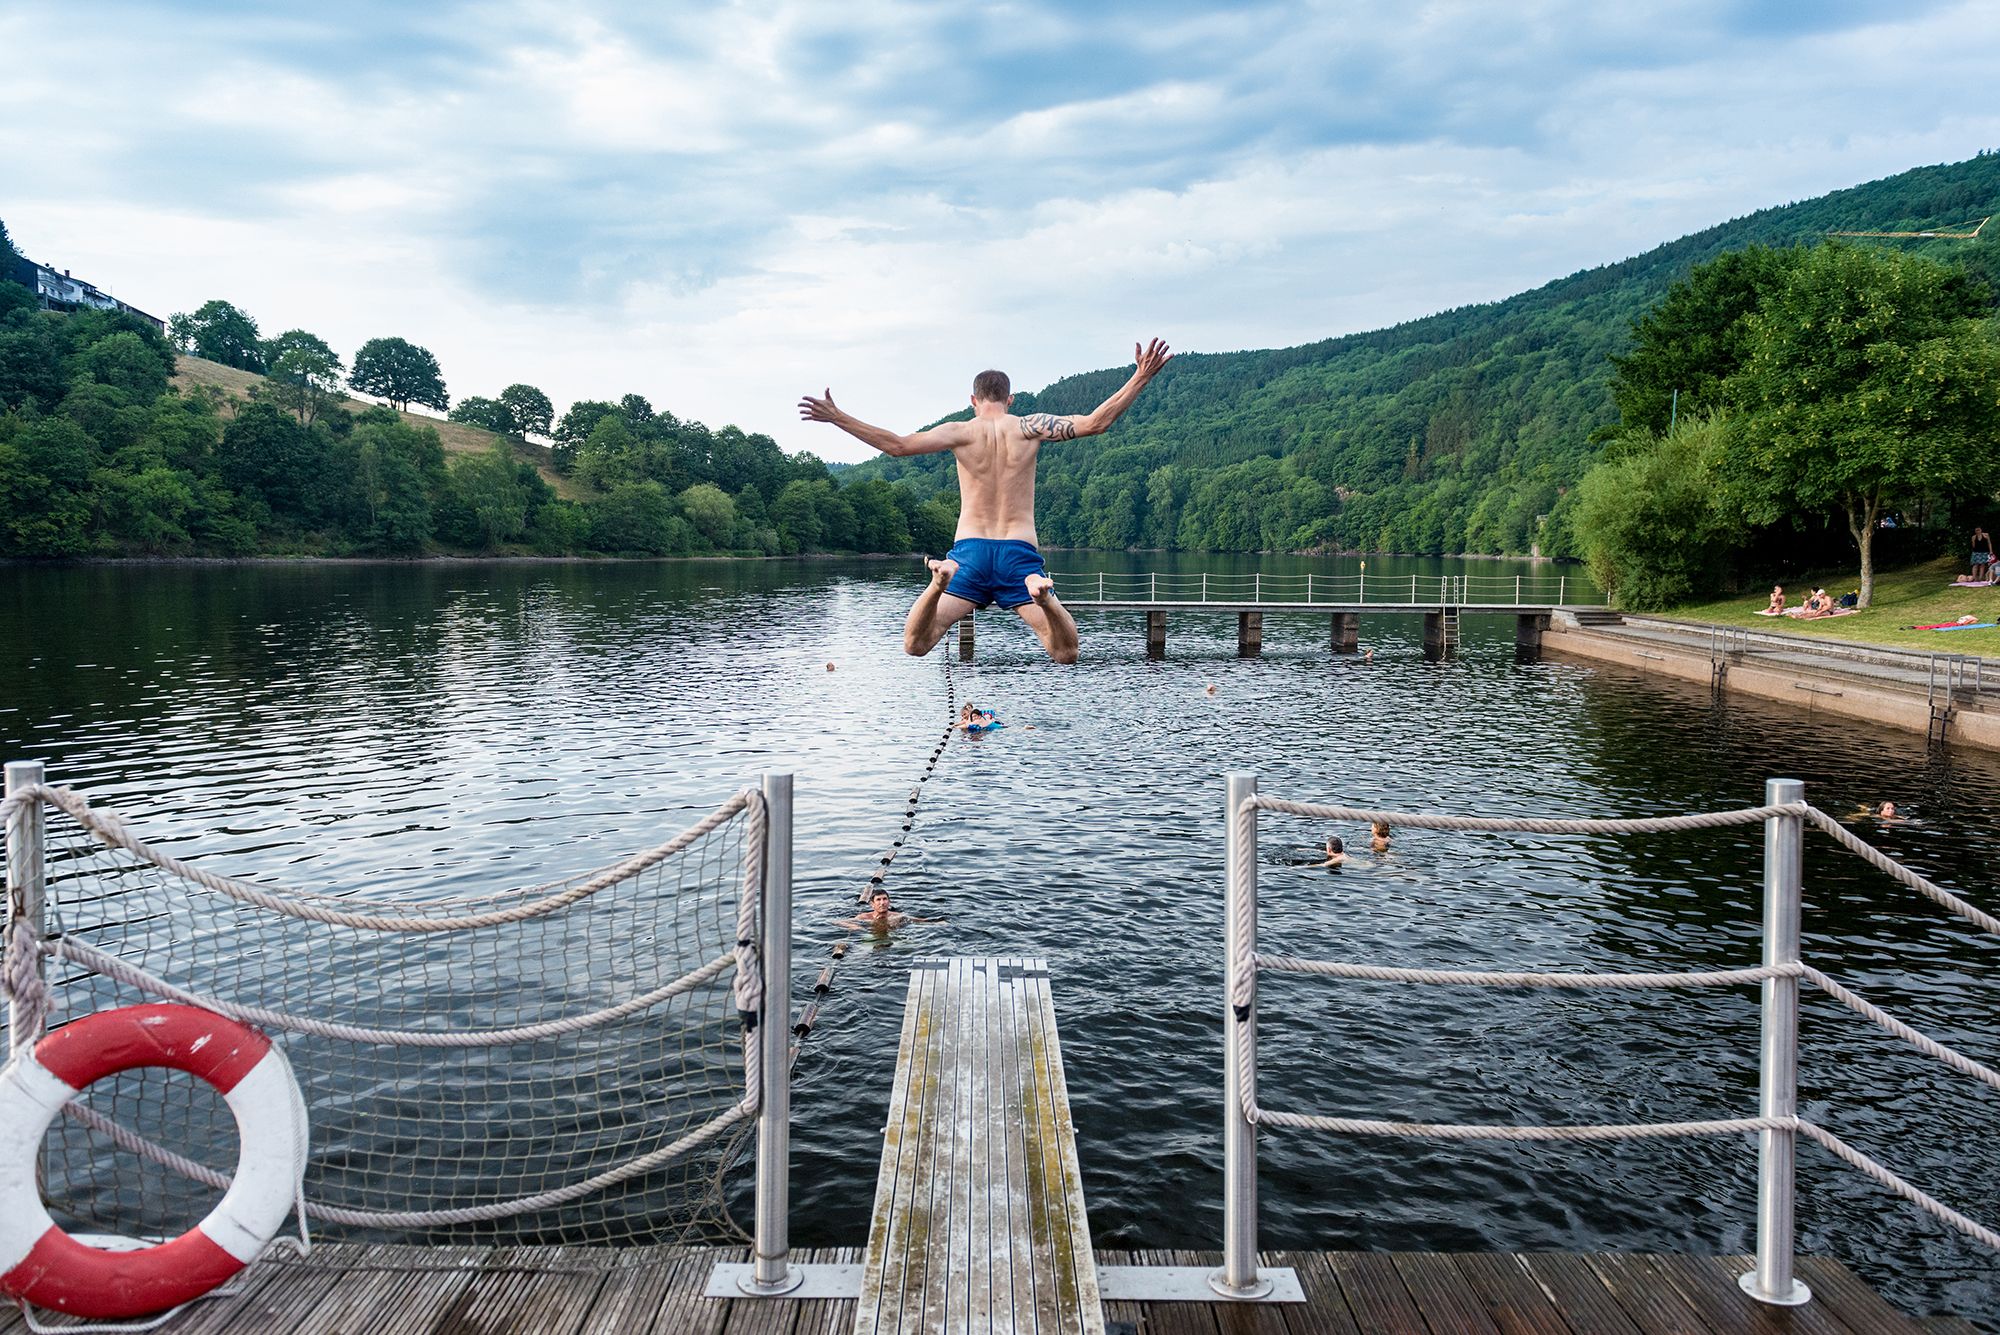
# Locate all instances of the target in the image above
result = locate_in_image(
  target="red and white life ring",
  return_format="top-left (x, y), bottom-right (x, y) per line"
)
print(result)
top-left (0, 1003), bottom-right (308, 1320)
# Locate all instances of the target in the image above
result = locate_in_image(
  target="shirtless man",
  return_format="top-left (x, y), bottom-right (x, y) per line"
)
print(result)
top-left (799, 339), bottom-right (1173, 663)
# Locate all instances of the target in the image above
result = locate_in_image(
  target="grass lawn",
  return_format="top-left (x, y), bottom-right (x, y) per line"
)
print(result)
top-left (1664, 556), bottom-right (2000, 654)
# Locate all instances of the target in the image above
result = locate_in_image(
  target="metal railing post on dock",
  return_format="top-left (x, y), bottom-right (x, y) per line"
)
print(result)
top-left (5, 760), bottom-right (47, 1056)
top-left (1306, 573), bottom-right (1313, 603)
top-left (1743, 777), bottom-right (1811, 1307)
top-left (1559, 575), bottom-right (1566, 606)
top-left (1253, 572), bottom-right (1261, 602)
top-left (1098, 572), bottom-right (1105, 602)
top-left (1202, 572), bottom-right (1209, 603)
top-left (744, 771), bottom-right (802, 1295)
top-left (1151, 572), bottom-right (1157, 603)
top-left (1212, 772), bottom-right (1275, 1299)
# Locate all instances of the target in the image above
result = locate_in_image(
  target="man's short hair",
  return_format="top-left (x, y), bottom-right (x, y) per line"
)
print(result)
top-left (972, 370), bottom-right (1010, 402)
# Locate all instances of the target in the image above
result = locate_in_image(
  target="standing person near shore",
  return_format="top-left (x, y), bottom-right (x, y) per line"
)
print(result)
top-left (799, 340), bottom-right (1173, 664)
top-left (1972, 526), bottom-right (1994, 578)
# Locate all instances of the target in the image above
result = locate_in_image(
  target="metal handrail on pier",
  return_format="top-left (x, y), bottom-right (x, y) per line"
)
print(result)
top-left (1216, 773), bottom-right (2000, 1308)
top-left (1048, 569), bottom-right (1580, 607)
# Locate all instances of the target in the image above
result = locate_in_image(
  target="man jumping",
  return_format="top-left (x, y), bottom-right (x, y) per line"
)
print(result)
top-left (798, 339), bottom-right (1171, 664)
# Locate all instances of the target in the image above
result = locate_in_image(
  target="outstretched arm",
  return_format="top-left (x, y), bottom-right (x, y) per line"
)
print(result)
top-left (798, 390), bottom-right (974, 458)
top-left (1019, 338), bottom-right (1172, 442)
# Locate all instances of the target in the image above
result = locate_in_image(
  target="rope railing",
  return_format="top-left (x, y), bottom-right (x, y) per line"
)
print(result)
top-left (1213, 773), bottom-right (2000, 1308)
top-left (2, 768), bottom-right (787, 1255)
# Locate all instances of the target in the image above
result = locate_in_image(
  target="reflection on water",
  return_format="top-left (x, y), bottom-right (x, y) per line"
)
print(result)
top-left (2, 557), bottom-right (1995, 1326)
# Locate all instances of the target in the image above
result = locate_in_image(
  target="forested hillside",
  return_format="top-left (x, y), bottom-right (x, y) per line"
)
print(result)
top-left (856, 152), bottom-right (2000, 557)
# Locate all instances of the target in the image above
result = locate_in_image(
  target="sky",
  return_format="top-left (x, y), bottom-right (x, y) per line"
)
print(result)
top-left (3, 1), bottom-right (1998, 463)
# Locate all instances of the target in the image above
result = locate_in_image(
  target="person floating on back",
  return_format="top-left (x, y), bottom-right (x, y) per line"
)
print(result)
top-left (799, 340), bottom-right (1173, 663)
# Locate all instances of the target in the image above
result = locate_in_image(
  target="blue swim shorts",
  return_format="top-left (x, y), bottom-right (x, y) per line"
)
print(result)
top-left (943, 538), bottom-right (1046, 610)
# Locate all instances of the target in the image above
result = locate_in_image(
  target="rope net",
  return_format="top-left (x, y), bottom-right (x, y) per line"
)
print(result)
top-left (3, 785), bottom-right (764, 1248)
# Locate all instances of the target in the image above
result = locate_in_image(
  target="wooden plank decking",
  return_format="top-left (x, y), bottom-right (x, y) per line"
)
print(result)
top-left (3, 1245), bottom-right (1962, 1334)
top-left (853, 956), bottom-right (1103, 1335)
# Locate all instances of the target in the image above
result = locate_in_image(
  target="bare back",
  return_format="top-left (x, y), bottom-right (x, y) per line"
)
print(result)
top-left (949, 414), bottom-right (1042, 543)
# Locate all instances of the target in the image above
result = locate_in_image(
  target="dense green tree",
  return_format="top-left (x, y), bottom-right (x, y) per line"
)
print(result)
top-left (0, 416), bottom-right (99, 554)
top-left (770, 479), bottom-right (823, 553)
top-left (1608, 246), bottom-right (1799, 437)
top-left (591, 480), bottom-right (678, 554)
top-left (677, 482), bottom-right (737, 547)
top-left (498, 384), bottom-right (554, 440)
top-left (349, 336), bottom-right (448, 413)
top-left (215, 402), bottom-right (336, 526)
top-left (0, 217), bottom-right (20, 280)
top-left (551, 399), bottom-right (618, 473)
top-left (448, 442), bottom-right (532, 547)
top-left (99, 464), bottom-right (196, 554)
top-left (1725, 243), bottom-right (2000, 605)
top-left (0, 315), bottom-right (65, 409)
top-left (574, 414), bottom-right (644, 491)
top-left (261, 330), bottom-right (344, 424)
top-left (448, 396), bottom-right (516, 434)
top-left (0, 219), bottom-right (30, 321)
top-left (352, 412), bottom-right (446, 552)
top-left (1573, 416), bottom-right (1734, 609)
top-left (77, 331), bottom-right (172, 403)
top-left (175, 300), bottom-right (265, 371)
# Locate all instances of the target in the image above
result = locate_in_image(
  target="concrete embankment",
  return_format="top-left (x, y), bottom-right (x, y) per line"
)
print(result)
top-left (1541, 614), bottom-right (2000, 751)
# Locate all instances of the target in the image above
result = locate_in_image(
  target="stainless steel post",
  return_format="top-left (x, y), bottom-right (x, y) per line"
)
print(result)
top-left (1098, 571), bottom-right (1105, 601)
top-left (1559, 575), bottom-right (1566, 605)
top-left (5, 760), bottom-right (47, 1055)
top-left (1151, 572), bottom-right (1157, 602)
top-left (1254, 573), bottom-right (1260, 602)
top-left (744, 772), bottom-right (802, 1295)
top-left (1211, 772), bottom-right (1273, 1299)
top-left (1306, 573), bottom-right (1313, 603)
top-left (1202, 572), bottom-right (1208, 602)
top-left (1515, 575), bottom-right (1521, 605)
top-left (1743, 777), bottom-right (1811, 1306)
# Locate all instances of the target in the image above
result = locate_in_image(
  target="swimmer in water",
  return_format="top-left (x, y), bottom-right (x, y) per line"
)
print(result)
top-left (1370, 821), bottom-right (1392, 854)
top-left (957, 704), bottom-right (999, 731)
top-left (1315, 836), bottom-right (1347, 868)
top-left (1849, 801), bottom-right (1903, 822)
top-left (838, 889), bottom-right (944, 933)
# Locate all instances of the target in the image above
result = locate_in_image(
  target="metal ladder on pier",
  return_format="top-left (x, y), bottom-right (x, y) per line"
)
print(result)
top-left (1439, 607), bottom-right (1462, 657)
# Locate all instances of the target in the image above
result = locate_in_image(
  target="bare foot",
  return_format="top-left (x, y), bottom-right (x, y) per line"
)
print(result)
top-left (1025, 573), bottom-right (1054, 602)
top-left (927, 557), bottom-right (959, 585)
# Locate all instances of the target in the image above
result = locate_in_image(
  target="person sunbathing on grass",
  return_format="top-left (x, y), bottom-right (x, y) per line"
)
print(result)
top-left (1766, 585), bottom-right (1786, 614)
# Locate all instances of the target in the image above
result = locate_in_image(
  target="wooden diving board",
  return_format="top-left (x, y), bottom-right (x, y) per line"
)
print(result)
top-left (853, 957), bottom-right (1103, 1335)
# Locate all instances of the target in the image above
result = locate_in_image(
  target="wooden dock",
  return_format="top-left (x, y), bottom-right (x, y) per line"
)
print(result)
top-left (9, 1244), bottom-right (1969, 1334)
top-left (854, 956), bottom-right (1102, 1334)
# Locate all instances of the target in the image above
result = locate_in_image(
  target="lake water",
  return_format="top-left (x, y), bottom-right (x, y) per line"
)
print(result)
top-left (2, 556), bottom-right (1996, 1327)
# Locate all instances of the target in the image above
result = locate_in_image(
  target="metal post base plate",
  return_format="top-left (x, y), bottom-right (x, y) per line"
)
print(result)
top-left (712, 1261), bottom-right (820, 1297)
top-left (1737, 1270), bottom-right (1811, 1306)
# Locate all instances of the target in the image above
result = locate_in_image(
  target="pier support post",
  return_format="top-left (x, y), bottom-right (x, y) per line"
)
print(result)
top-left (1237, 611), bottom-right (1262, 658)
top-left (1515, 613), bottom-right (1548, 662)
top-left (1330, 612), bottom-right (1358, 653)
top-left (1423, 612), bottom-right (1445, 661)
top-left (743, 772), bottom-right (802, 1296)
top-left (958, 614), bottom-right (974, 661)
top-left (5, 760), bottom-right (47, 1057)
top-left (1146, 610), bottom-right (1167, 659)
top-left (1743, 777), bottom-right (1811, 1308)
top-left (1212, 772), bottom-right (1274, 1300)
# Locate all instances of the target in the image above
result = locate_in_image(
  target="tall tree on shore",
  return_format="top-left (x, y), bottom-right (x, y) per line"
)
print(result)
top-left (1726, 243), bottom-right (2000, 606)
top-left (173, 300), bottom-right (265, 372)
top-left (261, 329), bottom-right (344, 424)
top-left (448, 396), bottom-right (516, 435)
top-left (350, 336), bottom-right (448, 413)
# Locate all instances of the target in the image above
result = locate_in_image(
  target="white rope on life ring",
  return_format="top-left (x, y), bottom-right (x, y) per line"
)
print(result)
top-left (0, 1003), bottom-right (309, 1321)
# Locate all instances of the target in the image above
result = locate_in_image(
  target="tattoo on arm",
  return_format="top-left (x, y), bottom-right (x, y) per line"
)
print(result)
top-left (1021, 413), bottom-right (1077, 441)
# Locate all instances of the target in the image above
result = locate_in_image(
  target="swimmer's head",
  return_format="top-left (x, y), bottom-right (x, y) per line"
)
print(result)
top-left (1325, 836), bottom-right (1344, 855)
top-left (1879, 801), bottom-right (1897, 818)
top-left (1372, 821), bottom-right (1390, 836)
top-left (870, 889), bottom-right (891, 910)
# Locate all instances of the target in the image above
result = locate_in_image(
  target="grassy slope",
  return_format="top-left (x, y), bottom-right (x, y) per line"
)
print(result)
top-left (172, 355), bottom-right (581, 499)
top-left (1667, 556), bottom-right (2000, 653)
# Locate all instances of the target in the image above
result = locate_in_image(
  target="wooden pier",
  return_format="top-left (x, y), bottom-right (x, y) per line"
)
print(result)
top-left (854, 957), bottom-right (1102, 1334)
top-left (17, 1244), bottom-right (1968, 1333)
top-left (957, 602), bottom-right (1584, 660)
